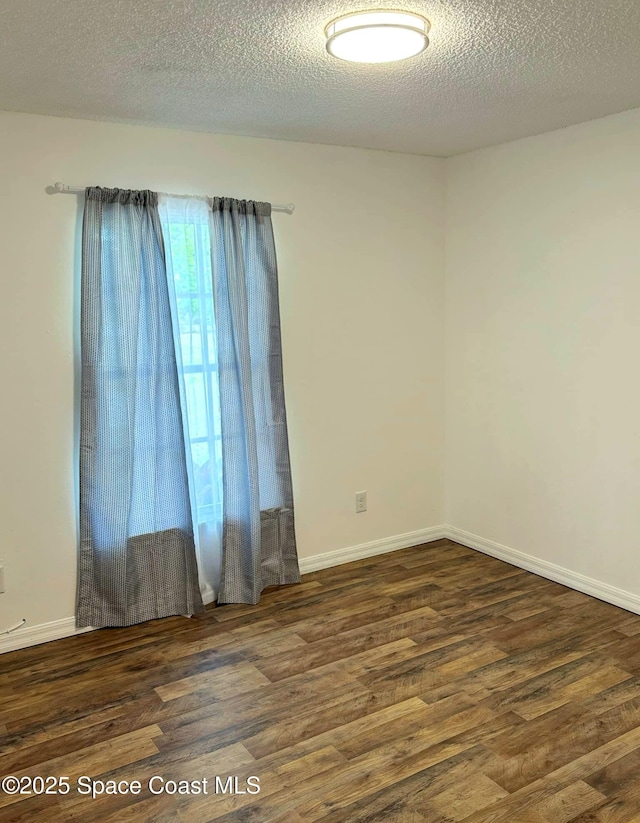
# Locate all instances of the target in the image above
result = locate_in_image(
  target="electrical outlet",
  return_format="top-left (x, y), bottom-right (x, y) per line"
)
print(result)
top-left (355, 491), bottom-right (367, 513)
top-left (0, 564), bottom-right (4, 594)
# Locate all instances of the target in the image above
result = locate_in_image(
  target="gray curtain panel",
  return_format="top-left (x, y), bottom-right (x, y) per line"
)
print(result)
top-left (77, 187), bottom-right (204, 627)
top-left (210, 198), bottom-right (300, 604)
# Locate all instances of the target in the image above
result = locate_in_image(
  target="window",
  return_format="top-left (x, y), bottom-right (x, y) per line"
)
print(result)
top-left (160, 197), bottom-right (223, 602)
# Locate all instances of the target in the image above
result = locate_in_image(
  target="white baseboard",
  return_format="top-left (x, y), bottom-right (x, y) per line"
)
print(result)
top-left (7, 522), bottom-right (638, 655)
top-left (0, 617), bottom-right (91, 655)
top-left (444, 525), bottom-right (640, 616)
top-left (1, 525), bottom-right (447, 655)
top-left (298, 525), bottom-right (448, 574)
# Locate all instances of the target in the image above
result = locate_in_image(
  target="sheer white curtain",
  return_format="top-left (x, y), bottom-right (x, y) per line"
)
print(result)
top-left (159, 195), bottom-right (223, 603)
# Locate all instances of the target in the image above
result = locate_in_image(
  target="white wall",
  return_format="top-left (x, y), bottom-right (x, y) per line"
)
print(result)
top-left (445, 108), bottom-right (640, 594)
top-left (0, 111), bottom-right (445, 630)
top-left (12, 100), bottom-right (640, 639)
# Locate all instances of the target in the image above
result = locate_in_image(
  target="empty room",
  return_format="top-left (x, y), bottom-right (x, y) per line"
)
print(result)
top-left (2, 0), bottom-right (640, 820)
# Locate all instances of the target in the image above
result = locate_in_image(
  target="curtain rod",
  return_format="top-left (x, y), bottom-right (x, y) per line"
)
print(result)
top-left (50, 182), bottom-right (295, 214)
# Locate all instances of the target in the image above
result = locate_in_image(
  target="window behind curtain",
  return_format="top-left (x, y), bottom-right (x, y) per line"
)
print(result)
top-left (160, 196), bottom-right (223, 602)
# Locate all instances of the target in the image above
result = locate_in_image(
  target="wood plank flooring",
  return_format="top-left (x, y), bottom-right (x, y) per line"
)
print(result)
top-left (3, 539), bottom-right (640, 821)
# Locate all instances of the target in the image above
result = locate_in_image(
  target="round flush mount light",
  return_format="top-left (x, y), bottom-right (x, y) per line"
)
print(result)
top-left (325, 9), bottom-right (430, 64)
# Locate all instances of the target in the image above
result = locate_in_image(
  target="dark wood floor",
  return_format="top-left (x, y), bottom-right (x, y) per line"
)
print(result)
top-left (3, 540), bottom-right (640, 821)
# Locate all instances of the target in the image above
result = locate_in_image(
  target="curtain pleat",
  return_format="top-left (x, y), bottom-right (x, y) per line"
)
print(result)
top-left (77, 187), bottom-right (204, 627)
top-left (210, 198), bottom-right (300, 604)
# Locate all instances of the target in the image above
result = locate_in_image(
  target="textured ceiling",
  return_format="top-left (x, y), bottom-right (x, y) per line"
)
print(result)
top-left (1, 0), bottom-right (640, 156)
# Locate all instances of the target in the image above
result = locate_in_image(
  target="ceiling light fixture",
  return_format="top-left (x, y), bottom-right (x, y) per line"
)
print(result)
top-left (325, 9), bottom-right (430, 64)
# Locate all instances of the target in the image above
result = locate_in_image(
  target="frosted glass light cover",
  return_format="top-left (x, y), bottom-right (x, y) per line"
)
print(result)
top-left (325, 10), bottom-right (430, 64)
